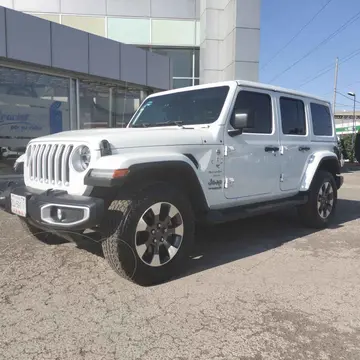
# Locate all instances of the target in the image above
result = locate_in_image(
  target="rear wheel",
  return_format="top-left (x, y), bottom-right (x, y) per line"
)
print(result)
top-left (298, 170), bottom-right (337, 229)
top-left (101, 183), bottom-right (195, 286)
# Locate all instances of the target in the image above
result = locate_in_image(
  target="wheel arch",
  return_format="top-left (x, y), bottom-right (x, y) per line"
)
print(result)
top-left (87, 159), bottom-right (210, 219)
top-left (124, 161), bottom-right (209, 217)
top-left (300, 153), bottom-right (342, 192)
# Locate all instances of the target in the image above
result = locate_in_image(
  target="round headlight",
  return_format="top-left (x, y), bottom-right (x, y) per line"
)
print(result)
top-left (72, 145), bottom-right (91, 172)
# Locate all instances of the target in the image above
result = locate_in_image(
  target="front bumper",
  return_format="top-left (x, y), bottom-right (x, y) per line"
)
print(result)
top-left (0, 183), bottom-right (104, 231)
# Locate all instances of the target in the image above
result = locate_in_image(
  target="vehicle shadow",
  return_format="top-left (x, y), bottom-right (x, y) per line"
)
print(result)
top-left (37, 198), bottom-right (360, 283)
top-left (30, 229), bottom-right (104, 258)
top-left (178, 198), bottom-right (360, 280)
top-left (342, 164), bottom-right (360, 173)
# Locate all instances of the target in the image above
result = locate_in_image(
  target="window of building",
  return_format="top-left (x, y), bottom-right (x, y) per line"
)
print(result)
top-left (151, 47), bottom-right (193, 78)
top-left (62, 15), bottom-right (106, 37)
top-left (108, 18), bottom-right (150, 45)
top-left (280, 97), bottom-right (306, 135)
top-left (310, 103), bottom-right (333, 136)
top-left (173, 79), bottom-right (192, 89)
top-left (0, 66), bottom-right (70, 175)
top-left (151, 19), bottom-right (196, 47)
top-left (140, 46), bottom-right (200, 89)
top-left (78, 81), bottom-right (110, 129)
top-left (130, 86), bottom-right (230, 127)
top-left (233, 90), bottom-right (272, 134)
top-left (112, 88), bottom-right (141, 128)
top-left (194, 49), bottom-right (200, 78)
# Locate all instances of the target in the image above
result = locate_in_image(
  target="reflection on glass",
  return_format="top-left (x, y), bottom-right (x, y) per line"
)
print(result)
top-left (112, 89), bottom-right (141, 128)
top-left (173, 79), bottom-right (192, 89)
top-left (130, 86), bottom-right (230, 127)
top-left (151, 47), bottom-right (193, 78)
top-left (138, 46), bottom-right (200, 88)
top-left (194, 49), bottom-right (199, 78)
top-left (0, 66), bottom-right (70, 176)
top-left (79, 81), bottom-right (110, 129)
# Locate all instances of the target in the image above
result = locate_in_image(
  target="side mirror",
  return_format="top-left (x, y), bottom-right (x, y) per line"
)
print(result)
top-left (228, 112), bottom-right (250, 137)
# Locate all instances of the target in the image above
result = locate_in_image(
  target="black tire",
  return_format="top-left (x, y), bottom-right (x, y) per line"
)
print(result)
top-left (101, 183), bottom-right (195, 286)
top-left (298, 170), bottom-right (337, 229)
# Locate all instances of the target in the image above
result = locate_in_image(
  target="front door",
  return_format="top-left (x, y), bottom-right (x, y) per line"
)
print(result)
top-left (224, 88), bottom-right (282, 200)
top-left (277, 95), bottom-right (311, 191)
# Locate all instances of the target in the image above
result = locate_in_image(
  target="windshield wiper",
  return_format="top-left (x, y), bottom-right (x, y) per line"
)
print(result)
top-left (131, 122), bottom-right (151, 128)
top-left (131, 121), bottom-right (185, 128)
top-left (153, 121), bottom-right (184, 127)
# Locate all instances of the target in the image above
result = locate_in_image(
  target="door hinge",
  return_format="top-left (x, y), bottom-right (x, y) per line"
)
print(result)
top-left (224, 146), bottom-right (235, 156)
top-left (224, 177), bottom-right (235, 188)
top-left (280, 173), bottom-right (284, 182)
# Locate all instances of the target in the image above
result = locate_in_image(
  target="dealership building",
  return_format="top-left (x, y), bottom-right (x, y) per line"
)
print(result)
top-left (0, 0), bottom-right (260, 175)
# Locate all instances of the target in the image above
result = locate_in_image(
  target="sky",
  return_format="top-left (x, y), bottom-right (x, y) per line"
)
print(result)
top-left (259, 0), bottom-right (360, 111)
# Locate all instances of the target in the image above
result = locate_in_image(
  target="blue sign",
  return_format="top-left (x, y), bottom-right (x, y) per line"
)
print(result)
top-left (49, 101), bottom-right (63, 134)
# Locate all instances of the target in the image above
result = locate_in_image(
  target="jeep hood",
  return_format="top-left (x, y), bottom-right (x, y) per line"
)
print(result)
top-left (30, 127), bottom-right (217, 149)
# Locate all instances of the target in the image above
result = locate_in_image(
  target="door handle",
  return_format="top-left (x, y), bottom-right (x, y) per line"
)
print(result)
top-left (298, 146), bottom-right (311, 152)
top-left (264, 146), bottom-right (280, 152)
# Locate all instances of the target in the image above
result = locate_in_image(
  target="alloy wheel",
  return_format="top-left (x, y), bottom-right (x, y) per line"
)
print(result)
top-left (317, 181), bottom-right (334, 219)
top-left (135, 202), bottom-right (184, 267)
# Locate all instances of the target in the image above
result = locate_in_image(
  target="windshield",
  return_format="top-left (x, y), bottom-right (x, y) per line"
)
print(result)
top-left (129, 86), bottom-right (230, 128)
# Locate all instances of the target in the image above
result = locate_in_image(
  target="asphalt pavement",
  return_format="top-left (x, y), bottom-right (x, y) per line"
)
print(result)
top-left (1, 171), bottom-right (360, 360)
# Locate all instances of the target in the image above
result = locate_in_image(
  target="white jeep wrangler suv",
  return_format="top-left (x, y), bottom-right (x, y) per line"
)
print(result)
top-left (1, 80), bottom-right (344, 285)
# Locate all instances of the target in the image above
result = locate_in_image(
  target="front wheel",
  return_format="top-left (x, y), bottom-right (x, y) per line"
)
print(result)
top-left (101, 183), bottom-right (195, 286)
top-left (298, 170), bottom-right (337, 229)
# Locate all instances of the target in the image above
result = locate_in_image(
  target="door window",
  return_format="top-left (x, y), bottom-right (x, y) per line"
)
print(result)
top-left (232, 90), bottom-right (272, 134)
top-left (280, 97), bottom-right (306, 135)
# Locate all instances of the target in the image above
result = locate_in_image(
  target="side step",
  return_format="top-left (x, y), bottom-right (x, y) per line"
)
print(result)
top-left (205, 194), bottom-right (308, 224)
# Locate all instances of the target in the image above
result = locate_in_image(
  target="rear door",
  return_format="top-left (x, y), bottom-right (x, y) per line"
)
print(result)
top-left (277, 94), bottom-right (311, 192)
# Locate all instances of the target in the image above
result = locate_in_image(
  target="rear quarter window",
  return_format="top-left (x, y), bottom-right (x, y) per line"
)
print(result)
top-left (280, 97), bottom-right (306, 135)
top-left (310, 103), bottom-right (333, 136)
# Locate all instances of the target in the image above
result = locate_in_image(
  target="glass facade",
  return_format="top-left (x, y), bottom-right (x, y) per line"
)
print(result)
top-left (0, 66), bottom-right (70, 175)
top-left (112, 88), bottom-right (142, 128)
top-left (151, 20), bottom-right (196, 46)
top-left (140, 46), bottom-right (200, 89)
top-left (0, 65), bottom-right (145, 176)
top-left (25, 4), bottom-right (202, 90)
top-left (62, 15), bottom-right (106, 36)
top-left (107, 18), bottom-right (151, 45)
top-left (79, 80), bottom-right (110, 129)
top-left (78, 80), bottom-right (142, 129)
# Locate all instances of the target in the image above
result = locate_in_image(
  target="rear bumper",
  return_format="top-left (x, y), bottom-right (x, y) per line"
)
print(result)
top-left (0, 183), bottom-right (104, 231)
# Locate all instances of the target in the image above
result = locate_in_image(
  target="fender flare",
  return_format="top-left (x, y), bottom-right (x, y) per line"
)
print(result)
top-left (13, 153), bottom-right (26, 173)
top-left (14, 153), bottom-right (26, 163)
top-left (84, 153), bottom-right (209, 213)
top-left (299, 152), bottom-right (341, 192)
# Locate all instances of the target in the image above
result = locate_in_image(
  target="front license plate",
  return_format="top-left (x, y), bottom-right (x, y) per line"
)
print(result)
top-left (11, 193), bottom-right (27, 217)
